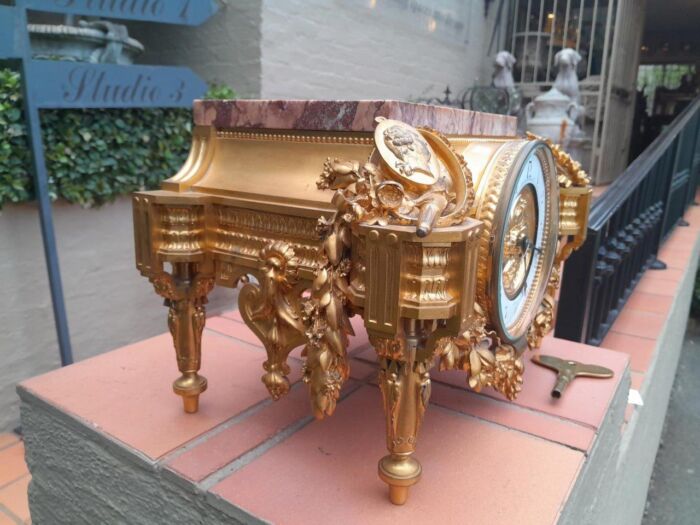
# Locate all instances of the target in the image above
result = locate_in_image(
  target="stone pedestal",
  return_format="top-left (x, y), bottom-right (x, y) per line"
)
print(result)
top-left (20, 320), bottom-right (630, 524)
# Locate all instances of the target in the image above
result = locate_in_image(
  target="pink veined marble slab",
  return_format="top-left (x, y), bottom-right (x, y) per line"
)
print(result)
top-left (192, 99), bottom-right (517, 136)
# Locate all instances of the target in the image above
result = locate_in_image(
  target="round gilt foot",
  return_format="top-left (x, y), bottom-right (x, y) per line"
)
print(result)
top-left (182, 395), bottom-right (200, 414)
top-left (378, 454), bottom-right (422, 505)
top-left (388, 485), bottom-right (410, 505)
top-left (173, 372), bottom-right (207, 414)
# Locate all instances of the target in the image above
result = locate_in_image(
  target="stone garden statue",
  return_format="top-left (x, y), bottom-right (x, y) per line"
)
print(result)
top-left (492, 51), bottom-right (521, 116)
top-left (553, 48), bottom-right (583, 104)
top-left (526, 48), bottom-right (590, 170)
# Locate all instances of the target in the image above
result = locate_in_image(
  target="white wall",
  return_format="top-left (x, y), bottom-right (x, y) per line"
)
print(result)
top-left (260, 0), bottom-right (500, 100)
top-left (131, 0), bottom-right (503, 101)
top-left (130, 0), bottom-right (263, 98)
top-left (0, 198), bottom-right (235, 432)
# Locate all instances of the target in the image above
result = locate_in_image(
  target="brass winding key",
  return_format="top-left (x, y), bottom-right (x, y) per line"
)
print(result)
top-left (531, 355), bottom-right (614, 398)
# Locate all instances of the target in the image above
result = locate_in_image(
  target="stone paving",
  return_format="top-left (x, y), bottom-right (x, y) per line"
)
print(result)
top-left (0, 433), bottom-right (29, 524)
top-left (643, 319), bottom-right (700, 525)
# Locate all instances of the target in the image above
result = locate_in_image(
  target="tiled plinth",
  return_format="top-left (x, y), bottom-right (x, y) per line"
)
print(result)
top-left (18, 329), bottom-right (629, 523)
top-left (17, 208), bottom-right (700, 524)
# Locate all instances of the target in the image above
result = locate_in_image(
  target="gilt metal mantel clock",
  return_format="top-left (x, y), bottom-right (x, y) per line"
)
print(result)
top-left (132, 100), bottom-right (591, 504)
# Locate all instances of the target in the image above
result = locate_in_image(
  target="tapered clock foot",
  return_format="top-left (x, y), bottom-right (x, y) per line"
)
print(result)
top-left (173, 372), bottom-right (207, 414)
top-left (378, 454), bottom-right (422, 505)
top-left (151, 262), bottom-right (215, 415)
top-left (374, 320), bottom-right (433, 505)
top-left (181, 394), bottom-right (200, 414)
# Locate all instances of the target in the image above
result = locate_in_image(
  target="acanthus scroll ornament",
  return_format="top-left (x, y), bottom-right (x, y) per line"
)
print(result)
top-left (238, 241), bottom-right (307, 400)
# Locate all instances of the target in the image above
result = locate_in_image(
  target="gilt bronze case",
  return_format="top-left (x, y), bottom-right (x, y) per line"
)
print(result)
top-left (132, 100), bottom-right (591, 504)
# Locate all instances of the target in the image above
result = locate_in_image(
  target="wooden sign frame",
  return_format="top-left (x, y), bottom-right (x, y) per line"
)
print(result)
top-left (0, 0), bottom-right (218, 365)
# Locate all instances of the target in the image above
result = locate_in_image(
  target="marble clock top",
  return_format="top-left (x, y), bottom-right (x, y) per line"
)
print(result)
top-left (192, 99), bottom-right (517, 136)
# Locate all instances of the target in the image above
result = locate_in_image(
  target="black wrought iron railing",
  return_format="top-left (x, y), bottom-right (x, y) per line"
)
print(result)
top-left (555, 96), bottom-right (700, 345)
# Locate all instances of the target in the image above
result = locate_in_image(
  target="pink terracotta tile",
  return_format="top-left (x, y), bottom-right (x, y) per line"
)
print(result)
top-left (0, 434), bottom-right (19, 452)
top-left (662, 230), bottom-right (698, 252)
top-left (167, 384), bottom-right (312, 482)
top-left (609, 308), bottom-right (666, 340)
top-left (430, 383), bottom-right (595, 452)
top-left (433, 338), bottom-right (628, 430)
top-left (211, 387), bottom-right (583, 525)
top-left (684, 221), bottom-right (700, 233)
top-left (0, 443), bottom-right (27, 488)
top-left (642, 265), bottom-right (687, 283)
top-left (20, 332), bottom-right (300, 460)
top-left (630, 371), bottom-right (645, 392)
top-left (684, 206), bottom-right (700, 226)
top-left (206, 316), bottom-right (264, 347)
top-left (220, 309), bottom-right (243, 322)
top-left (668, 225), bottom-right (700, 238)
top-left (0, 475), bottom-right (30, 523)
top-left (657, 246), bottom-right (694, 270)
top-left (348, 358), bottom-right (377, 381)
top-left (667, 241), bottom-right (697, 254)
top-left (288, 345), bottom-right (305, 360)
top-left (348, 315), bottom-right (370, 352)
top-left (633, 276), bottom-right (679, 297)
top-left (355, 345), bottom-right (379, 364)
top-left (624, 291), bottom-right (674, 315)
top-left (600, 332), bottom-right (657, 373)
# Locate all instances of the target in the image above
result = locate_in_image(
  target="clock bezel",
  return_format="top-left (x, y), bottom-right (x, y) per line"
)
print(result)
top-left (487, 142), bottom-right (559, 348)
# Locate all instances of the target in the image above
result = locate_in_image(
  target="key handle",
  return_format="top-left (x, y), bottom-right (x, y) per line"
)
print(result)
top-left (531, 354), bottom-right (614, 398)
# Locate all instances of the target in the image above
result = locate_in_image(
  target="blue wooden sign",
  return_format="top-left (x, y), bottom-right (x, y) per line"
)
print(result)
top-left (24, 0), bottom-right (218, 26)
top-left (0, 0), bottom-right (220, 367)
top-left (0, 6), bottom-right (23, 59)
top-left (27, 61), bottom-right (208, 108)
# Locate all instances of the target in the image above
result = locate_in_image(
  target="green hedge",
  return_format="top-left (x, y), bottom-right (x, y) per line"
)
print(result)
top-left (0, 68), bottom-right (234, 208)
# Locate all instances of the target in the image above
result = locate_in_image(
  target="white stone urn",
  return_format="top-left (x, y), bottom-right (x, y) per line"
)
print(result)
top-left (525, 88), bottom-right (578, 145)
top-left (28, 21), bottom-right (143, 64)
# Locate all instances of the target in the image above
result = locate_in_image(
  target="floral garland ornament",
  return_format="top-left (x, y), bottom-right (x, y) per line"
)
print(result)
top-left (526, 132), bottom-right (590, 188)
top-left (436, 304), bottom-right (524, 400)
top-left (300, 210), bottom-right (355, 419)
top-left (526, 265), bottom-right (559, 350)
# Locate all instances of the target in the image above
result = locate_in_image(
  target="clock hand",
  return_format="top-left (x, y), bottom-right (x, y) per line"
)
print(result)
top-left (521, 236), bottom-right (543, 256)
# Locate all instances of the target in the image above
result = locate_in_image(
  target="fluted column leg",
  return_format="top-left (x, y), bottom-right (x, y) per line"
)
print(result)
top-left (152, 262), bottom-right (214, 413)
top-left (375, 320), bottom-right (433, 505)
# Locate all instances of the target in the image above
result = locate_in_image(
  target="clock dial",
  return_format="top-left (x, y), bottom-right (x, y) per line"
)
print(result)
top-left (465, 139), bottom-right (559, 349)
top-left (501, 184), bottom-right (537, 300)
top-left (496, 149), bottom-right (553, 339)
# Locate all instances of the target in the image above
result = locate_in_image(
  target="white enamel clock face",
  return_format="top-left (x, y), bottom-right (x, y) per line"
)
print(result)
top-left (492, 146), bottom-right (557, 344)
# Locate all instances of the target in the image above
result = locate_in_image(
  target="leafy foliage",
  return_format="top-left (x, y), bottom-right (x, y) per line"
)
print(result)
top-left (0, 67), bottom-right (232, 208)
top-left (204, 84), bottom-right (237, 100)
